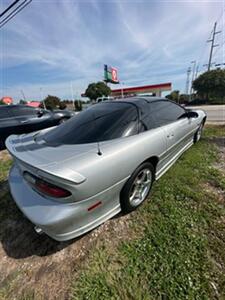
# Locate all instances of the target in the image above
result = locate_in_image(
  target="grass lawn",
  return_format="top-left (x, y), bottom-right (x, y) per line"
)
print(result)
top-left (71, 126), bottom-right (225, 300)
top-left (0, 125), bottom-right (224, 300)
top-left (0, 159), bottom-right (12, 184)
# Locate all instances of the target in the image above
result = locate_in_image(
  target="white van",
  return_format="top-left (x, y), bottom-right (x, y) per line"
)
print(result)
top-left (96, 96), bottom-right (114, 103)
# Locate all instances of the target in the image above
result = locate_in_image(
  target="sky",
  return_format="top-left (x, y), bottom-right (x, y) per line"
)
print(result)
top-left (0, 0), bottom-right (224, 102)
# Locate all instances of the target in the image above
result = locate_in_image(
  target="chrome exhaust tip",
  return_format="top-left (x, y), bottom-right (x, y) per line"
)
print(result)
top-left (34, 226), bottom-right (43, 235)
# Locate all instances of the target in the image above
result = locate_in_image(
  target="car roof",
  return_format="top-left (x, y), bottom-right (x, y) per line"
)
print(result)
top-left (121, 96), bottom-right (166, 107)
top-left (102, 96), bottom-right (166, 111)
top-left (95, 96), bottom-right (168, 108)
top-left (95, 96), bottom-right (168, 122)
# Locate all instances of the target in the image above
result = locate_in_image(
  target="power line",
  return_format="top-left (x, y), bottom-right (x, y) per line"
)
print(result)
top-left (0, 0), bottom-right (28, 26)
top-left (213, 40), bottom-right (224, 58)
top-left (215, 8), bottom-right (224, 25)
top-left (0, 0), bottom-right (20, 18)
top-left (215, 63), bottom-right (225, 67)
top-left (196, 26), bottom-right (215, 74)
top-left (0, 0), bottom-right (32, 29)
top-left (212, 15), bottom-right (225, 62)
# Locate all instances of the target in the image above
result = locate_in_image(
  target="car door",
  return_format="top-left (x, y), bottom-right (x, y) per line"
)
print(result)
top-left (0, 107), bottom-right (21, 141)
top-left (10, 106), bottom-right (53, 133)
top-left (150, 100), bottom-right (197, 168)
top-left (10, 106), bottom-right (37, 133)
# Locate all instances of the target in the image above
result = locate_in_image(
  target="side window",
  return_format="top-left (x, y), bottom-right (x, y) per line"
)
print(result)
top-left (150, 101), bottom-right (185, 127)
top-left (11, 107), bottom-right (36, 116)
top-left (139, 104), bottom-right (155, 131)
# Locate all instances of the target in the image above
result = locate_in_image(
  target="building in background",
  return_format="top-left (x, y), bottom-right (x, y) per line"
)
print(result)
top-left (1, 96), bottom-right (13, 105)
top-left (26, 101), bottom-right (41, 108)
top-left (112, 82), bottom-right (172, 98)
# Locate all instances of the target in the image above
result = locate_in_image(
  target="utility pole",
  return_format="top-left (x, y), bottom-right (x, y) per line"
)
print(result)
top-left (121, 82), bottom-right (124, 98)
top-left (195, 65), bottom-right (199, 80)
top-left (207, 22), bottom-right (221, 71)
top-left (20, 90), bottom-right (26, 101)
top-left (185, 67), bottom-right (191, 96)
top-left (70, 82), bottom-right (76, 110)
top-left (190, 60), bottom-right (196, 96)
top-left (40, 87), bottom-right (46, 109)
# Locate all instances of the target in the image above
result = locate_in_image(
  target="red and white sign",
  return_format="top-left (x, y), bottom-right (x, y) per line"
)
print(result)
top-left (111, 67), bottom-right (118, 82)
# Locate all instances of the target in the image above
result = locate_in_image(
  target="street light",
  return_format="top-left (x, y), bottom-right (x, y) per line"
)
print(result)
top-left (40, 87), bottom-right (46, 109)
top-left (121, 82), bottom-right (124, 98)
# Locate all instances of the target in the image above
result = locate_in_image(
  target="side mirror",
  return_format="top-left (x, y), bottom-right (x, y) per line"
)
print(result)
top-left (37, 110), bottom-right (44, 117)
top-left (186, 111), bottom-right (198, 118)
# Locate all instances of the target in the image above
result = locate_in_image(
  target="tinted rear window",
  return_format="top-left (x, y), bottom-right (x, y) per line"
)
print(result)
top-left (43, 102), bottom-right (138, 145)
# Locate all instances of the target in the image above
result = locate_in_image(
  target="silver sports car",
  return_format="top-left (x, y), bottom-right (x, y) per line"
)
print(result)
top-left (6, 97), bottom-right (206, 241)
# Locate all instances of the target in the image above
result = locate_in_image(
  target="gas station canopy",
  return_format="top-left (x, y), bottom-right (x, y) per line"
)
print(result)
top-left (111, 82), bottom-right (172, 98)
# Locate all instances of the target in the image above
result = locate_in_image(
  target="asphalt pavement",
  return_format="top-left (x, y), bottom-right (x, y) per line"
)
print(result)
top-left (187, 105), bottom-right (225, 124)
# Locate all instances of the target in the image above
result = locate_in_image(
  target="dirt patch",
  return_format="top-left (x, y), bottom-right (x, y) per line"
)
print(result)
top-left (202, 182), bottom-right (225, 205)
top-left (0, 150), bottom-right (11, 162)
top-left (212, 137), bottom-right (225, 174)
top-left (0, 151), bottom-right (133, 299)
top-left (0, 190), bottom-right (132, 299)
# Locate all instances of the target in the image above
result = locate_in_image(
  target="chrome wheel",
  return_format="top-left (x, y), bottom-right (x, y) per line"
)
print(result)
top-left (129, 168), bottom-right (152, 207)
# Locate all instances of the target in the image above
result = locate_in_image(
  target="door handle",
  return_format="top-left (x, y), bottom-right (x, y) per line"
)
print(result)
top-left (167, 133), bottom-right (174, 138)
top-left (21, 120), bottom-right (29, 124)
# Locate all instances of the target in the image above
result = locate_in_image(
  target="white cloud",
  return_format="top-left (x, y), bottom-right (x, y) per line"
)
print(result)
top-left (0, 0), bottom-right (223, 101)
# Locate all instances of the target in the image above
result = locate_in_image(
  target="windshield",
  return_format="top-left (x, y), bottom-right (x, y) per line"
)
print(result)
top-left (43, 102), bottom-right (139, 145)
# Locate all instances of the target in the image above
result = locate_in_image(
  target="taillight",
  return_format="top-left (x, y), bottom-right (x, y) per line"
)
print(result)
top-left (24, 172), bottom-right (71, 198)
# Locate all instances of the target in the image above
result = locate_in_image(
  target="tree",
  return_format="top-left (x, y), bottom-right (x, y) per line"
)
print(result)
top-left (179, 94), bottom-right (189, 104)
top-left (40, 95), bottom-right (61, 110)
top-left (165, 90), bottom-right (180, 103)
top-left (19, 99), bottom-right (27, 105)
top-left (74, 100), bottom-right (83, 111)
top-left (58, 102), bottom-right (67, 110)
top-left (85, 81), bottom-right (111, 101)
top-left (193, 69), bottom-right (225, 103)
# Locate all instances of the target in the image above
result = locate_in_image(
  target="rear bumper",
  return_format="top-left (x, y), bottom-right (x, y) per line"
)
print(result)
top-left (9, 163), bottom-right (123, 241)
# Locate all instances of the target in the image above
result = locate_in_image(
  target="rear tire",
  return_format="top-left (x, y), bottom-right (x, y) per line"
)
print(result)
top-left (194, 122), bottom-right (204, 143)
top-left (59, 117), bottom-right (67, 124)
top-left (120, 162), bottom-right (154, 213)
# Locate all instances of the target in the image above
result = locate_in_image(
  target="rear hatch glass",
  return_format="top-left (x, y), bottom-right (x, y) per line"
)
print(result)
top-left (43, 102), bottom-right (138, 145)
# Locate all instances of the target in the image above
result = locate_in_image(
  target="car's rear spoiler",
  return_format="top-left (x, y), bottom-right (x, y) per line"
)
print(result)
top-left (6, 134), bottom-right (86, 185)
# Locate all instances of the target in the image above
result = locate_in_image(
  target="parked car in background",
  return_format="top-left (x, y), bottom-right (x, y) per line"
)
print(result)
top-left (52, 109), bottom-right (75, 122)
top-left (186, 98), bottom-right (208, 106)
top-left (6, 97), bottom-right (206, 241)
top-left (0, 105), bottom-right (74, 149)
top-left (96, 96), bottom-right (114, 103)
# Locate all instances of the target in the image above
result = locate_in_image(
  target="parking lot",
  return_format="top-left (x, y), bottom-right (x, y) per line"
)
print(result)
top-left (188, 105), bottom-right (225, 124)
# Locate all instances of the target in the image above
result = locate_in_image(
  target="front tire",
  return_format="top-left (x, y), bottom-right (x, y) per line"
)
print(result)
top-left (120, 162), bottom-right (154, 213)
top-left (194, 122), bottom-right (204, 143)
